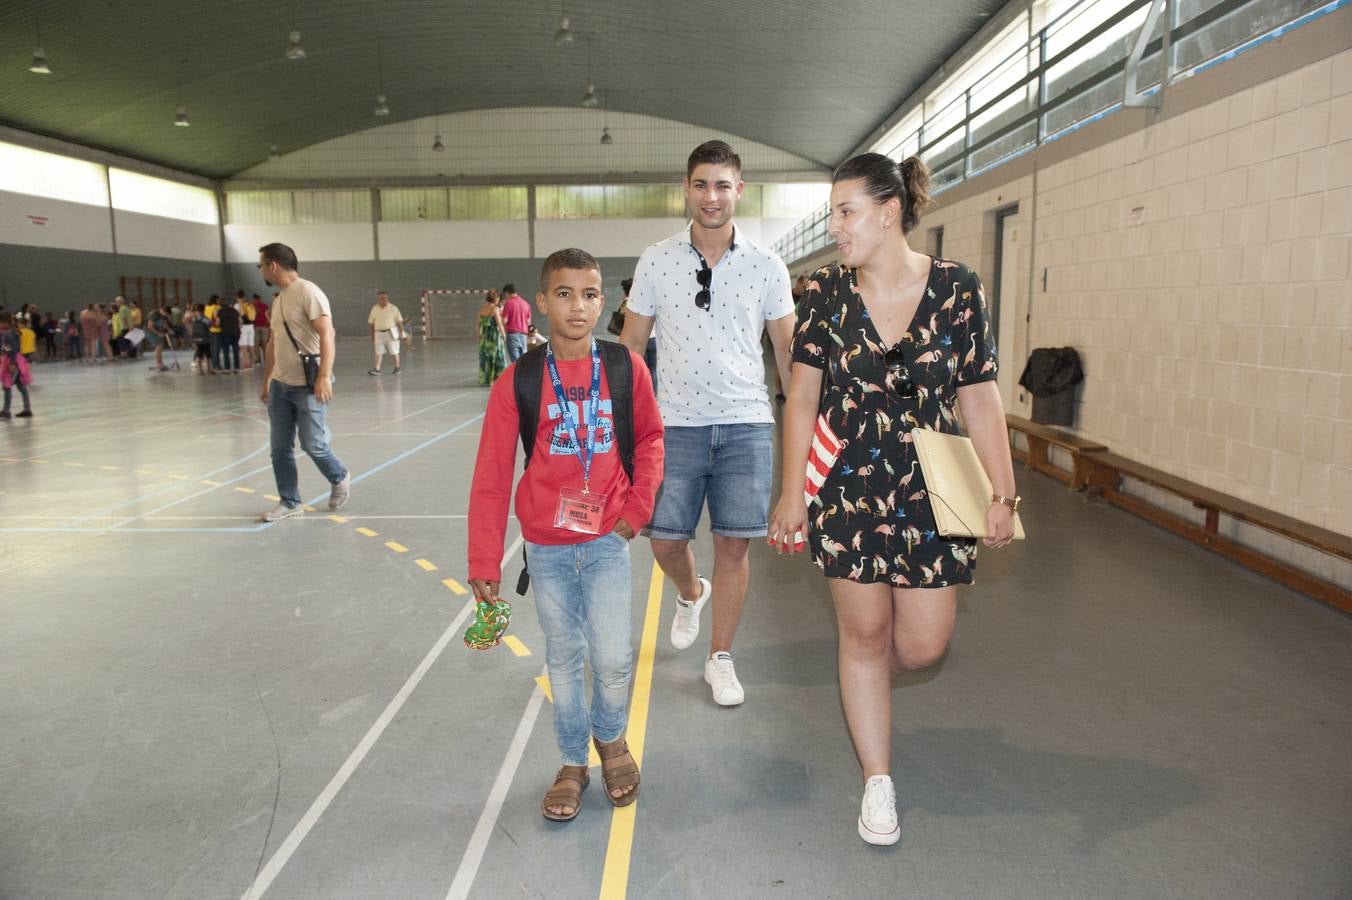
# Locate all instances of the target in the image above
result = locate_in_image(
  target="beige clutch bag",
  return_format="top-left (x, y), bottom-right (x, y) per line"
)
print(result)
top-left (911, 428), bottom-right (1026, 541)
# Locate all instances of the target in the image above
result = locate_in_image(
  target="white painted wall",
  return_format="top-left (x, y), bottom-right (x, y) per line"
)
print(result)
top-left (223, 223), bottom-right (375, 263)
top-left (378, 220), bottom-right (530, 260)
top-left (0, 191), bottom-right (113, 253)
top-left (114, 210), bottom-right (221, 262)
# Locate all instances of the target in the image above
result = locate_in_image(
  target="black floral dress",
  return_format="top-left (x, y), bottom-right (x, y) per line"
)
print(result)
top-left (790, 259), bottom-right (998, 588)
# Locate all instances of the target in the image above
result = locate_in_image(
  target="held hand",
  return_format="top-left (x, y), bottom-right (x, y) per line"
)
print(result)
top-left (613, 518), bottom-right (635, 540)
top-left (469, 578), bottom-right (500, 603)
top-left (767, 494), bottom-right (810, 555)
top-left (313, 379), bottom-right (333, 404)
top-left (983, 503), bottom-right (1016, 549)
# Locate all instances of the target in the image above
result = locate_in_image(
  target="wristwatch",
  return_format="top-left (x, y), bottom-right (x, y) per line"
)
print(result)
top-left (991, 494), bottom-right (1021, 510)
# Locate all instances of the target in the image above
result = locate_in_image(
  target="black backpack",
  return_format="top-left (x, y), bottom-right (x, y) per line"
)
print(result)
top-left (511, 340), bottom-right (635, 594)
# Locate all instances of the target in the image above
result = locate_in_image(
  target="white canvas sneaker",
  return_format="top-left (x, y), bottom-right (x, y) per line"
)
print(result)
top-left (858, 775), bottom-right (900, 845)
top-left (259, 503), bottom-right (304, 523)
top-left (703, 651), bottom-right (745, 706)
top-left (669, 576), bottom-right (711, 650)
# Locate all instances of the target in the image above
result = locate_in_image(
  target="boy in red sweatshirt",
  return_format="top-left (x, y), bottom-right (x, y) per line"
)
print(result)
top-left (468, 248), bottom-right (664, 822)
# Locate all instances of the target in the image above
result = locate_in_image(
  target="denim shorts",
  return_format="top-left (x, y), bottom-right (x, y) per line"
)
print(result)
top-left (647, 423), bottom-right (774, 540)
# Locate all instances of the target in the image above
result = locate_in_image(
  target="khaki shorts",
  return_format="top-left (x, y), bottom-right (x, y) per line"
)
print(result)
top-left (374, 330), bottom-right (401, 356)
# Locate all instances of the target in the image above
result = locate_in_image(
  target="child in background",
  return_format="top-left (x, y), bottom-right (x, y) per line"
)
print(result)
top-left (467, 248), bottom-right (664, 823)
top-left (0, 312), bottom-right (33, 418)
top-left (18, 316), bottom-right (37, 363)
top-left (189, 303), bottom-right (212, 375)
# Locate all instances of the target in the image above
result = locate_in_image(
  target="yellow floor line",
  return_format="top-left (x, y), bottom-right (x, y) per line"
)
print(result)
top-left (64, 462), bottom-right (84, 467)
top-left (303, 505), bottom-right (317, 512)
top-left (265, 494), bottom-right (281, 501)
top-left (502, 635), bottom-right (530, 657)
top-left (329, 514), bottom-right (349, 523)
top-left (134, 468), bottom-right (154, 475)
top-left (385, 541), bottom-right (409, 553)
top-left (30, 459), bottom-right (47, 463)
top-left (534, 674), bottom-right (554, 703)
top-left (201, 479), bottom-right (223, 486)
top-left (234, 487), bottom-right (256, 494)
top-left (99, 465), bottom-right (120, 471)
top-left (414, 558), bottom-right (438, 571)
top-left (168, 474), bottom-right (188, 480)
top-left (442, 578), bottom-right (468, 595)
top-left (355, 527), bottom-right (379, 537)
top-left (598, 561), bottom-right (665, 899)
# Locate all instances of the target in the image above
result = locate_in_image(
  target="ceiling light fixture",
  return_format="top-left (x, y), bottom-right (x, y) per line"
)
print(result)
top-left (372, 44), bottom-right (390, 117)
top-left (432, 134), bottom-right (445, 152)
top-left (174, 105), bottom-right (191, 127)
top-left (600, 126), bottom-right (612, 145)
top-left (553, 0), bottom-right (573, 46)
top-left (286, 31), bottom-right (306, 60)
top-left (29, 19), bottom-right (50, 74)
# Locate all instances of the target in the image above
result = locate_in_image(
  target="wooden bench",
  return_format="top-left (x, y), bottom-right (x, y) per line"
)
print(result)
top-left (1080, 449), bottom-right (1352, 614)
top-left (1005, 414), bottom-right (1107, 490)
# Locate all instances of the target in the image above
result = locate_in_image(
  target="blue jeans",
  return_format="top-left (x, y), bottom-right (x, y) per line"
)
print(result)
top-left (647, 423), bottom-right (774, 540)
top-left (505, 332), bottom-right (527, 363)
top-left (525, 533), bottom-right (633, 766)
top-left (267, 379), bottom-right (348, 508)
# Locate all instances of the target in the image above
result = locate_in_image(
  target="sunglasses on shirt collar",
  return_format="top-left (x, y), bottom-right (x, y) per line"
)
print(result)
top-left (695, 263), bottom-right (712, 311)
top-left (883, 344), bottom-right (917, 399)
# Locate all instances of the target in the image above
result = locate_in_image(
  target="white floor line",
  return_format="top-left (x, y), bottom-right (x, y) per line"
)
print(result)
top-left (446, 670), bottom-right (548, 900)
top-left (359, 391), bottom-right (475, 433)
top-left (239, 535), bottom-right (524, 900)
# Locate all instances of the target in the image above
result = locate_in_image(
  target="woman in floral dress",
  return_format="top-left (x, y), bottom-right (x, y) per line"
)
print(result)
top-left (769, 153), bottom-right (1018, 846)
top-left (476, 290), bottom-right (508, 385)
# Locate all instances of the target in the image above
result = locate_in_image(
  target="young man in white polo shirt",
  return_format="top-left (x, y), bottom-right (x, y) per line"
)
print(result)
top-left (367, 291), bottom-right (404, 376)
top-left (621, 140), bottom-right (795, 706)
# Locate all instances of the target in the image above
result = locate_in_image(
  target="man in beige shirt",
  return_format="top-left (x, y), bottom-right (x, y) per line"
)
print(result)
top-left (367, 291), bottom-right (404, 376)
top-left (257, 242), bottom-right (350, 522)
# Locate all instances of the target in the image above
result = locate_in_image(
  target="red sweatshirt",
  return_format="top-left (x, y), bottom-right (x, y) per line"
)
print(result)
top-left (467, 348), bottom-right (665, 583)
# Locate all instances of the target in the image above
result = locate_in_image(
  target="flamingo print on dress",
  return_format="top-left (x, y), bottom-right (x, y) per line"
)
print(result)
top-left (789, 259), bottom-right (998, 589)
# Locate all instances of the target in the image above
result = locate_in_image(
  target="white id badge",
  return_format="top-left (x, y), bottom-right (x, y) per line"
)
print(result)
top-left (555, 487), bottom-right (608, 535)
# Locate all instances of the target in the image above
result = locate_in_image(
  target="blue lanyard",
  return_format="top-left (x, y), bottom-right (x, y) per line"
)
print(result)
top-left (545, 341), bottom-right (602, 492)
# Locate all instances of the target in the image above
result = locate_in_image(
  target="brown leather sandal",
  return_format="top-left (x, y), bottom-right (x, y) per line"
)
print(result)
top-left (594, 737), bottom-right (640, 807)
top-left (541, 765), bottom-right (589, 822)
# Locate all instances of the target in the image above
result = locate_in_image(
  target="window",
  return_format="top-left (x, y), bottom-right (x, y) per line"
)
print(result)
top-left (109, 168), bottom-right (218, 224)
top-left (535, 184), bottom-right (685, 219)
top-left (0, 140), bottom-right (107, 207)
top-left (225, 192), bottom-right (292, 225)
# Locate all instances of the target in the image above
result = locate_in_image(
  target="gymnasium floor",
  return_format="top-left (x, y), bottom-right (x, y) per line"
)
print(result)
top-left (1, 341), bottom-right (1349, 900)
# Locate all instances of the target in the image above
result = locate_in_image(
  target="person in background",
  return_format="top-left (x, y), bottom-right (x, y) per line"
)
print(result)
top-left (476, 289), bottom-right (508, 386)
top-left (526, 324), bottom-right (547, 350)
top-left (622, 278), bottom-right (658, 390)
top-left (168, 301), bottom-right (184, 349)
top-left (79, 304), bottom-right (97, 363)
top-left (0, 312), bottom-right (33, 419)
top-left (216, 296), bottom-right (242, 373)
top-left (109, 299), bottom-right (125, 358)
top-left (18, 316), bottom-right (37, 364)
top-left (97, 304), bottom-right (113, 362)
top-left (121, 300), bottom-right (137, 359)
top-left (257, 241), bottom-right (350, 522)
top-left (237, 290), bottom-right (257, 370)
top-left (149, 307), bottom-right (174, 371)
top-left (204, 295), bottom-right (222, 371)
top-left (252, 293), bottom-right (271, 359)
top-left (366, 291), bottom-right (404, 376)
top-left (500, 282), bottom-right (532, 363)
top-left (189, 303), bottom-right (212, 375)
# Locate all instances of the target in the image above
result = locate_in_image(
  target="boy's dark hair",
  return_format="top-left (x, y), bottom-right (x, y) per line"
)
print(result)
top-left (538, 248), bottom-right (602, 292)
top-left (258, 242), bottom-right (299, 272)
top-left (236, 289), bottom-right (246, 298)
top-left (252, 293), bottom-right (261, 300)
top-left (687, 140), bottom-right (741, 178)
top-left (621, 278), bottom-right (633, 296)
top-left (502, 283), bottom-right (515, 295)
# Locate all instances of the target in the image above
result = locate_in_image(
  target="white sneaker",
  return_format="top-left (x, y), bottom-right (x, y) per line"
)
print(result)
top-left (669, 576), bottom-right (711, 650)
top-left (259, 503), bottom-right (304, 523)
top-left (703, 651), bottom-right (745, 706)
top-left (858, 775), bottom-right (900, 845)
top-left (328, 473), bottom-right (350, 510)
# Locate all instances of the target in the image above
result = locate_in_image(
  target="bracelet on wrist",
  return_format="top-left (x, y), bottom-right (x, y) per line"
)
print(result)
top-left (991, 494), bottom-right (1021, 511)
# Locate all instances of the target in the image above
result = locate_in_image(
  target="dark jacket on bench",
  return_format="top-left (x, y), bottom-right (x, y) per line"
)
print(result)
top-left (1019, 347), bottom-right (1084, 426)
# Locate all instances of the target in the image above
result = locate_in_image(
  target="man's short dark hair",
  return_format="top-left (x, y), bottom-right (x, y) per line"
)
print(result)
top-left (502, 283), bottom-right (515, 295)
top-left (252, 294), bottom-right (260, 300)
top-left (687, 140), bottom-right (741, 178)
top-left (236, 289), bottom-right (245, 298)
top-left (539, 249), bottom-right (601, 292)
top-left (258, 242), bottom-right (299, 272)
